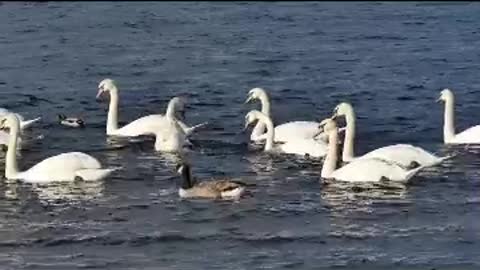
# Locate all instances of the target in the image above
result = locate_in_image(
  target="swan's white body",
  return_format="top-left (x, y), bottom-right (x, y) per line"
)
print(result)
top-left (1, 113), bottom-right (117, 183)
top-left (333, 102), bottom-right (451, 168)
top-left (246, 88), bottom-right (327, 143)
top-left (320, 118), bottom-right (426, 183)
top-left (154, 117), bottom-right (187, 153)
top-left (439, 88), bottom-right (480, 144)
top-left (0, 108), bottom-right (41, 130)
top-left (245, 110), bottom-right (327, 158)
top-left (97, 79), bottom-right (206, 137)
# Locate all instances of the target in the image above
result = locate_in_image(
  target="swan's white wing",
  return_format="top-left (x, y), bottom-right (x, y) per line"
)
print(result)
top-left (274, 121), bottom-right (320, 141)
top-left (20, 117), bottom-right (41, 129)
top-left (154, 120), bottom-right (187, 152)
top-left (254, 121), bottom-right (320, 142)
top-left (451, 125), bottom-right (480, 144)
top-left (357, 144), bottom-right (441, 168)
top-left (278, 138), bottom-right (327, 158)
top-left (21, 152), bottom-right (103, 182)
top-left (331, 158), bottom-right (410, 183)
top-left (113, 114), bottom-right (168, 137)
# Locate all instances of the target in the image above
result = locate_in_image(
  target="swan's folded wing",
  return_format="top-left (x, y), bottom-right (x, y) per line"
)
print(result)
top-left (75, 168), bottom-right (118, 181)
top-left (273, 121), bottom-right (320, 142)
top-left (279, 138), bottom-right (327, 158)
top-left (453, 125), bottom-right (480, 143)
top-left (115, 114), bottom-right (168, 136)
top-left (358, 144), bottom-right (438, 168)
top-left (331, 158), bottom-right (408, 183)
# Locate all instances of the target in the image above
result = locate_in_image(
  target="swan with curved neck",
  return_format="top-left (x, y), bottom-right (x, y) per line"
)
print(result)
top-left (332, 102), bottom-right (452, 168)
top-left (245, 88), bottom-right (328, 143)
top-left (438, 88), bottom-right (480, 144)
top-left (0, 113), bottom-right (118, 183)
top-left (320, 118), bottom-right (426, 183)
top-left (96, 79), bottom-right (207, 137)
top-left (244, 110), bottom-right (327, 158)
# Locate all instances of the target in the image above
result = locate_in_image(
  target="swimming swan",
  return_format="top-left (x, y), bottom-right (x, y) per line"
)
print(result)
top-left (176, 163), bottom-right (247, 200)
top-left (332, 102), bottom-right (452, 169)
top-left (244, 110), bottom-right (328, 158)
top-left (438, 88), bottom-right (480, 144)
top-left (0, 113), bottom-right (119, 183)
top-left (96, 79), bottom-right (207, 137)
top-left (320, 118), bottom-right (426, 183)
top-left (245, 87), bottom-right (329, 143)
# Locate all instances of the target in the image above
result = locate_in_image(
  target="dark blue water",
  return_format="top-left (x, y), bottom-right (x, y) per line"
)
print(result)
top-left (0, 2), bottom-right (480, 269)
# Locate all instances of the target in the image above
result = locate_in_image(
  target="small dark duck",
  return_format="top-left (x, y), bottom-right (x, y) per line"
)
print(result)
top-left (58, 114), bottom-right (85, 128)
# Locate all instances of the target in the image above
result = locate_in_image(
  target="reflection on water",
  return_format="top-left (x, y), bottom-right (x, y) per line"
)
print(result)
top-left (0, 179), bottom-right (105, 204)
top-left (321, 180), bottom-right (409, 209)
top-left (29, 181), bottom-right (105, 203)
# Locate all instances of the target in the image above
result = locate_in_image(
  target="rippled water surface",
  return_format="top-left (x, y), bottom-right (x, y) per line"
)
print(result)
top-left (1, 2), bottom-right (480, 269)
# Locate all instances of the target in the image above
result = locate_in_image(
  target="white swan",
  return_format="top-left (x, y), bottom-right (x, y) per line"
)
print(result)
top-left (153, 117), bottom-right (188, 153)
top-left (333, 102), bottom-right (452, 168)
top-left (320, 118), bottom-right (426, 183)
top-left (96, 79), bottom-right (207, 137)
top-left (0, 108), bottom-right (41, 130)
top-left (153, 99), bottom-right (191, 153)
top-left (0, 113), bottom-right (118, 183)
top-left (244, 110), bottom-right (327, 158)
top-left (438, 88), bottom-right (480, 144)
top-left (245, 88), bottom-right (328, 143)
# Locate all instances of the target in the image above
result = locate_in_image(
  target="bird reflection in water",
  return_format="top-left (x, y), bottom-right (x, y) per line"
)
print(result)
top-left (31, 181), bottom-right (105, 203)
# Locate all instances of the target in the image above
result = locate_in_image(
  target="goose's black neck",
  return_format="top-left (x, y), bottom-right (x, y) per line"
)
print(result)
top-left (180, 164), bottom-right (194, 189)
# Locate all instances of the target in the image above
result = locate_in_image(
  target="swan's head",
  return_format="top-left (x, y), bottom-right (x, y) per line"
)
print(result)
top-left (437, 88), bottom-right (454, 103)
top-left (244, 110), bottom-right (263, 130)
top-left (318, 117), bottom-right (337, 133)
top-left (245, 87), bottom-right (268, 104)
top-left (96, 78), bottom-right (117, 100)
top-left (0, 113), bottom-right (21, 131)
top-left (169, 96), bottom-right (188, 120)
top-left (332, 102), bottom-right (353, 118)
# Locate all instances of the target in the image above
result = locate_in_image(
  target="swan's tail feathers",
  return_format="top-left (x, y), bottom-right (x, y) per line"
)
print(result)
top-left (76, 167), bottom-right (122, 181)
top-left (405, 164), bottom-right (428, 183)
top-left (20, 117), bottom-right (42, 130)
top-left (185, 121), bottom-right (209, 136)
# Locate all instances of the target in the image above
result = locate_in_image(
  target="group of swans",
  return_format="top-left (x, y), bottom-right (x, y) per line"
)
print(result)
top-left (243, 87), bottom-right (480, 185)
top-left (0, 78), bottom-right (208, 184)
top-left (1, 80), bottom-right (479, 198)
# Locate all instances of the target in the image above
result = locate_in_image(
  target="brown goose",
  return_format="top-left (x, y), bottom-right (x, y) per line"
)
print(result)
top-left (176, 163), bottom-right (248, 200)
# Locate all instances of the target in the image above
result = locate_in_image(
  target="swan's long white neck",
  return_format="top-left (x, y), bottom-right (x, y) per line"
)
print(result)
top-left (252, 93), bottom-right (271, 137)
top-left (255, 113), bottom-right (275, 151)
top-left (6, 118), bottom-right (20, 179)
top-left (165, 99), bottom-right (177, 120)
top-left (259, 93), bottom-right (271, 117)
top-left (342, 109), bottom-right (356, 162)
top-left (106, 88), bottom-right (119, 134)
top-left (321, 127), bottom-right (339, 178)
top-left (443, 95), bottom-right (455, 143)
